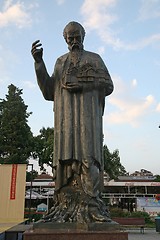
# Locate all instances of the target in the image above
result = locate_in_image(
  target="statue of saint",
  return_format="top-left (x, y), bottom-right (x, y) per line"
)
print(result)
top-left (31, 21), bottom-right (114, 223)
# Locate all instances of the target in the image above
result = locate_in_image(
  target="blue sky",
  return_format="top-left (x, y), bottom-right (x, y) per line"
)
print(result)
top-left (0, 0), bottom-right (160, 175)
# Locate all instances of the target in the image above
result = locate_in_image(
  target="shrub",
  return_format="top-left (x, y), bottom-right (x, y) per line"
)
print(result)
top-left (24, 210), bottom-right (44, 222)
top-left (110, 207), bottom-right (151, 224)
top-left (129, 211), bottom-right (151, 223)
top-left (110, 207), bottom-right (127, 218)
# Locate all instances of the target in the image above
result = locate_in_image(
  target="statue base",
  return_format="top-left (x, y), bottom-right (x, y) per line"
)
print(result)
top-left (23, 222), bottom-right (128, 240)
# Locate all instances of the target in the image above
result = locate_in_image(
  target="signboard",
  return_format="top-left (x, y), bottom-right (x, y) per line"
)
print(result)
top-left (104, 181), bottom-right (160, 187)
top-left (10, 164), bottom-right (18, 200)
top-left (137, 197), bottom-right (160, 216)
top-left (0, 164), bottom-right (26, 222)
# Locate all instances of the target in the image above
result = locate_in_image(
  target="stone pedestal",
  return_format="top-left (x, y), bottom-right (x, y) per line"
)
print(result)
top-left (24, 229), bottom-right (128, 240)
top-left (23, 222), bottom-right (128, 240)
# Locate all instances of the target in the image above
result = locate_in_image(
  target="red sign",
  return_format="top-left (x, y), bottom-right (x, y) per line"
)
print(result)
top-left (155, 194), bottom-right (160, 201)
top-left (10, 164), bottom-right (18, 200)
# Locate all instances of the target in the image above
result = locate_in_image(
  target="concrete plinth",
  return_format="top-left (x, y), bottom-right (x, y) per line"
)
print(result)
top-left (23, 229), bottom-right (128, 240)
top-left (33, 221), bottom-right (120, 231)
top-left (23, 222), bottom-right (128, 240)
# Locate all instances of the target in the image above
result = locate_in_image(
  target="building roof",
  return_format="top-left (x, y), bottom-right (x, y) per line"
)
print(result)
top-left (34, 173), bottom-right (53, 181)
top-left (117, 175), bottom-right (156, 182)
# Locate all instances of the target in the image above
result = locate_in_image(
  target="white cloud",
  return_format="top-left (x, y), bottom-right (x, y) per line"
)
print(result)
top-left (0, 1), bottom-right (32, 28)
top-left (3, 0), bottom-right (14, 10)
top-left (131, 79), bottom-right (137, 88)
top-left (107, 94), bottom-right (154, 127)
top-left (56, 0), bottom-right (66, 5)
top-left (81, 0), bottom-right (117, 31)
top-left (110, 75), bottom-right (126, 94)
top-left (81, 0), bottom-right (160, 50)
top-left (97, 46), bottom-right (105, 55)
top-left (156, 103), bottom-right (160, 112)
top-left (101, 32), bottom-right (160, 50)
top-left (105, 76), bottom-right (155, 127)
top-left (127, 34), bottom-right (160, 50)
top-left (23, 81), bottom-right (36, 89)
top-left (138, 0), bottom-right (160, 21)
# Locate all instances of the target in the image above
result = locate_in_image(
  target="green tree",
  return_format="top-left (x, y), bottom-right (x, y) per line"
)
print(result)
top-left (103, 145), bottom-right (127, 180)
top-left (0, 84), bottom-right (33, 164)
top-left (26, 170), bottom-right (38, 181)
top-left (154, 175), bottom-right (160, 182)
top-left (33, 127), bottom-right (54, 171)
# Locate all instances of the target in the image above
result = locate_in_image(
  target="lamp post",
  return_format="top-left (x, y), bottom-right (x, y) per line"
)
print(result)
top-left (27, 163), bottom-right (33, 223)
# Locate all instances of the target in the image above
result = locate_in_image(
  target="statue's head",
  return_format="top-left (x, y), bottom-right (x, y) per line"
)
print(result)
top-left (63, 21), bottom-right (85, 51)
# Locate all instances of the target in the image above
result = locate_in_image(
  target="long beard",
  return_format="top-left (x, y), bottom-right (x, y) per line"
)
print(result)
top-left (69, 50), bottom-right (82, 66)
top-left (68, 42), bottom-right (83, 52)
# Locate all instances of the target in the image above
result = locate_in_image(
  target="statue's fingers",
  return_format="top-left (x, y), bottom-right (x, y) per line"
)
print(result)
top-left (32, 40), bottom-right (40, 47)
top-left (31, 44), bottom-right (42, 53)
top-left (35, 43), bottom-right (42, 48)
top-left (31, 48), bottom-right (43, 55)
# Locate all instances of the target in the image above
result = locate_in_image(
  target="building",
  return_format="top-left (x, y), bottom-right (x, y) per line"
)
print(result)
top-left (103, 173), bottom-right (160, 216)
top-left (26, 171), bottom-right (160, 216)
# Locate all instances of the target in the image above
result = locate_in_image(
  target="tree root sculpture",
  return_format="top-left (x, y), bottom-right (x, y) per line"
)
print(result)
top-left (43, 175), bottom-right (111, 223)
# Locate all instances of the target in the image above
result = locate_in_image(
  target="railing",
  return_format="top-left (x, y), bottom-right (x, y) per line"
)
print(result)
top-left (102, 193), bottom-right (155, 198)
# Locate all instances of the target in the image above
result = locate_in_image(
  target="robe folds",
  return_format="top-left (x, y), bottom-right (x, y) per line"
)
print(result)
top-left (35, 50), bottom-right (113, 195)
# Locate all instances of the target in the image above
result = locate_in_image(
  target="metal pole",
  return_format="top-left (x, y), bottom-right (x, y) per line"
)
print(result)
top-left (47, 191), bottom-right (49, 213)
top-left (28, 164), bottom-right (33, 223)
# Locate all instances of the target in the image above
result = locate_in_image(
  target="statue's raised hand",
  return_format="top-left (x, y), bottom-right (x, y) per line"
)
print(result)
top-left (31, 40), bottom-right (43, 63)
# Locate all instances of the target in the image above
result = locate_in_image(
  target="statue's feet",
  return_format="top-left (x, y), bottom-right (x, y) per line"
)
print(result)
top-left (89, 208), bottom-right (111, 222)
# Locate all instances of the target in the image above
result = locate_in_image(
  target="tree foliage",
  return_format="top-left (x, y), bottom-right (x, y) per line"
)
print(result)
top-left (103, 145), bottom-right (127, 180)
top-left (33, 127), bottom-right (54, 171)
top-left (0, 84), bottom-right (33, 164)
top-left (154, 175), bottom-right (160, 182)
top-left (26, 170), bottom-right (38, 181)
top-left (32, 128), bottom-right (126, 178)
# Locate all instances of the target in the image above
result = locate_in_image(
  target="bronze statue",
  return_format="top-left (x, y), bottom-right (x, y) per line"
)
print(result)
top-left (31, 21), bottom-right (114, 223)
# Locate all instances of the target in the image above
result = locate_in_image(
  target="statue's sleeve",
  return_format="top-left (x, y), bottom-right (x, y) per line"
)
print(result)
top-left (34, 60), bottom-right (54, 101)
top-left (98, 56), bottom-right (114, 96)
top-left (95, 54), bottom-right (114, 115)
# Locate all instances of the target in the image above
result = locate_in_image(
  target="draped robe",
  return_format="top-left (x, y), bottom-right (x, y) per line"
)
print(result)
top-left (35, 50), bottom-right (113, 196)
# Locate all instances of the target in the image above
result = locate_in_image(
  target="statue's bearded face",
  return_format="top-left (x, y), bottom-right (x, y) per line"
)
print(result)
top-left (66, 27), bottom-right (83, 51)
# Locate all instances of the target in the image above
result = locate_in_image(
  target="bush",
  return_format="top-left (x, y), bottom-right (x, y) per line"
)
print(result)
top-left (110, 207), bottom-right (151, 223)
top-left (129, 211), bottom-right (151, 223)
top-left (24, 209), bottom-right (44, 222)
top-left (110, 207), bottom-right (128, 218)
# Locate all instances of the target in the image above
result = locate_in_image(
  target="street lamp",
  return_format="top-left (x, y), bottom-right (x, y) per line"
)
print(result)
top-left (27, 163), bottom-right (33, 223)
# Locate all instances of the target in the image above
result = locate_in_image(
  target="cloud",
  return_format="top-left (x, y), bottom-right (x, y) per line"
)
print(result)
top-left (97, 46), bottom-right (105, 55)
top-left (81, 0), bottom-right (117, 31)
top-left (81, 0), bottom-right (124, 50)
top-left (80, 0), bottom-right (160, 50)
top-left (156, 103), bottom-right (160, 112)
top-left (23, 81), bottom-right (36, 89)
top-left (138, 0), bottom-right (160, 21)
top-left (3, 0), bottom-right (13, 10)
top-left (131, 79), bottom-right (137, 88)
top-left (105, 75), bottom-right (155, 127)
top-left (56, 0), bottom-right (66, 5)
top-left (124, 34), bottom-right (160, 50)
top-left (107, 95), bottom-right (154, 127)
top-left (0, 1), bottom-right (33, 28)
